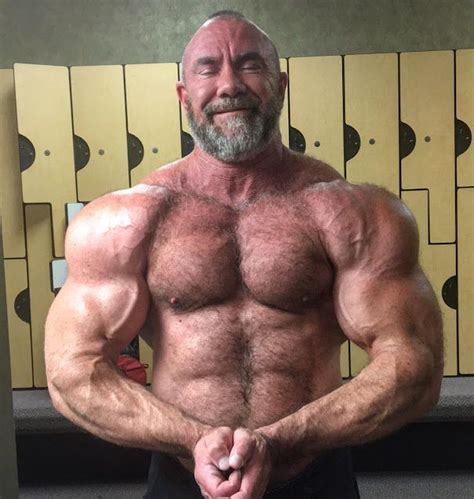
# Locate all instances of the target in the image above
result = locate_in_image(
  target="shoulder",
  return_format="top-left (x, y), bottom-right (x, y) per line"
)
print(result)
top-left (303, 181), bottom-right (419, 272)
top-left (139, 157), bottom-right (189, 190)
top-left (65, 184), bottom-right (171, 279)
top-left (284, 148), bottom-right (344, 189)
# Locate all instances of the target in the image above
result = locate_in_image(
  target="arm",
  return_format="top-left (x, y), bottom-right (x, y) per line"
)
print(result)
top-left (256, 186), bottom-right (444, 463)
top-left (45, 193), bottom-right (210, 457)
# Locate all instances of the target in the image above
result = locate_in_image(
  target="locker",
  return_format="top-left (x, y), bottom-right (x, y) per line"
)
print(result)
top-left (288, 56), bottom-right (344, 175)
top-left (14, 63), bottom-right (76, 257)
top-left (5, 259), bottom-right (32, 388)
top-left (345, 53), bottom-right (399, 194)
top-left (279, 58), bottom-right (290, 148)
top-left (25, 204), bottom-right (55, 387)
top-left (125, 63), bottom-right (181, 185)
top-left (340, 340), bottom-right (350, 378)
top-left (0, 70), bottom-right (25, 258)
top-left (456, 49), bottom-right (474, 187)
top-left (400, 51), bottom-right (455, 243)
top-left (458, 188), bottom-right (474, 373)
top-left (402, 190), bottom-right (457, 375)
top-left (71, 65), bottom-right (130, 201)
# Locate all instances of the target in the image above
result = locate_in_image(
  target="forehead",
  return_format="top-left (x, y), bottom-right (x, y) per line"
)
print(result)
top-left (184, 19), bottom-right (273, 64)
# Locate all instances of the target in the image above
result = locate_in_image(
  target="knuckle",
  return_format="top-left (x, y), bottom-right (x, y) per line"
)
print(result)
top-left (208, 443), bottom-right (221, 454)
top-left (219, 426), bottom-right (233, 436)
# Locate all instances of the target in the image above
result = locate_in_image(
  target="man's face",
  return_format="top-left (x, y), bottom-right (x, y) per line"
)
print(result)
top-left (177, 18), bottom-right (287, 162)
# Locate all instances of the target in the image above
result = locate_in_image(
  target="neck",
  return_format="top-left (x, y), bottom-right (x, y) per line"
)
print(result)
top-left (189, 135), bottom-right (287, 206)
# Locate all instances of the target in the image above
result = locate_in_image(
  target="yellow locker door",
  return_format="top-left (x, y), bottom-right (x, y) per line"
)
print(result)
top-left (344, 53), bottom-right (399, 375)
top-left (177, 63), bottom-right (194, 157)
top-left (458, 188), bottom-right (474, 374)
top-left (456, 49), bottom-right (474, 187)
top-left (5, 259), bottom-right (32, 388)
top-left (400, 51), bottom-right (455, 243)
top-left (14, 64), bottom-right (77, 257)
top-left (279, 58), bottom-right (290, 148)
top-left (345, 53), bottom-right (399, 194)
top-left (0, 70), bottom-right (25, 258)
top-left (340, 341), bottom-right (350, 379)
top-left (125, 63), bottom-right (181, 185)
top-left (402, 190), bottom-right (457, 375)
top-left (25, 204), bottom-right (55, 387)
top-left (71, 65), bottom-right (130, 201)
top-left (288, 56), bottom-right (344, 176)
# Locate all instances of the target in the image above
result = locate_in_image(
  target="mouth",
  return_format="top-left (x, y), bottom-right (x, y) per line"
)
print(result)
top-left (212, 108), bottom-right (253, 115)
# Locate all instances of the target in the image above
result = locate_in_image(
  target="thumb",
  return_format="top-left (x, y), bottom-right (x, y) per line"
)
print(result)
top-left (229, 428), bottom-right (255, 469)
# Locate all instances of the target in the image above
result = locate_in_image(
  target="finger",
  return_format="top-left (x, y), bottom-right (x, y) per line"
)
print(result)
top-left (235, 449), bottom-right (269, 499)
top-left (228, 469), bottom-right (242, 490)
top-left (197, 463), bottom-right (241, 498)
top-left (204, 428), bottom-right (234, 470)
top-left (230, 428), bottom-right (255, 469)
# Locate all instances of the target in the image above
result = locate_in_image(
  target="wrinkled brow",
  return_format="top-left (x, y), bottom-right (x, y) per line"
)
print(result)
top-left (192, 51), bottom-right (269, 71)
top-left (235, 52), bottom-right (267, 67)
top-left (193, 56), bottom-right (219, 69)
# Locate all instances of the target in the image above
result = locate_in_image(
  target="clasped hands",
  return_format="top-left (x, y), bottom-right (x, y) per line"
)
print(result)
top-left (193, 426), bottom-right (275, 499)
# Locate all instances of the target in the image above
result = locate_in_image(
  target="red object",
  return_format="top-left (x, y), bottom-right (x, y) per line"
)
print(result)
top-left (117, 355), bottom-right (148, 385)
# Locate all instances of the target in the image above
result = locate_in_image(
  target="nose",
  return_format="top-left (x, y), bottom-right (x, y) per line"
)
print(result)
top-left (216, 65), bottom-right (246, 98)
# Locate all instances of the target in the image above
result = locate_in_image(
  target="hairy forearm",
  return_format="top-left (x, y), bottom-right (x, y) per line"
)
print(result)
top-left (258, 346), bottom-right (442, 463)
top-left (48, 358), bottom-right (210, 457)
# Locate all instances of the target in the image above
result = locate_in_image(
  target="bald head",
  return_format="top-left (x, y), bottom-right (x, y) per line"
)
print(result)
top-left (181, 12), bottom-right (280, 83)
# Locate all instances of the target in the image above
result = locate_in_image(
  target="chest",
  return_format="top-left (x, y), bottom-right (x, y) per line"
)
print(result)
top-left (147, 195), bottom-right (333, 313)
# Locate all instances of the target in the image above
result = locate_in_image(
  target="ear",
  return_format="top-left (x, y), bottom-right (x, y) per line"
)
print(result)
top-left (278, 71), bottom-right (288, 99)
top-left (176, 80), bottom-right (189, 110)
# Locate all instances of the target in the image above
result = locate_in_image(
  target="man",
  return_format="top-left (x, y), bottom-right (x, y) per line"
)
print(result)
top-left (45, 10), bottom-right (444, 499)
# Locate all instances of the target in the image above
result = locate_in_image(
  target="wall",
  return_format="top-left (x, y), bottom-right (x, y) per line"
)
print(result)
top-left (0, 0), bottom-right (473, 69)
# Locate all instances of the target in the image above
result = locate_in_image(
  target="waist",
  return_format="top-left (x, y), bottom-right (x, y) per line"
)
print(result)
top-left (151, 447), bottom-right (354, 489)
top-left (151, 371), bottom-right (342, 429)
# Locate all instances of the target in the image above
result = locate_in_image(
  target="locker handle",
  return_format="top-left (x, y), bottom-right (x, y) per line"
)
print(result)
top-left (455, 119), bottom-right (472, 157)
top-left (399, 122), bottom-right (417, 160)
top-left (18, 135), bottom-right (35, 172)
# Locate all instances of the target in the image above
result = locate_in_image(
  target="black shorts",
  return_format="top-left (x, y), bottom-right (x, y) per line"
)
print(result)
top-left (144, 448), bottom-right (360, 498)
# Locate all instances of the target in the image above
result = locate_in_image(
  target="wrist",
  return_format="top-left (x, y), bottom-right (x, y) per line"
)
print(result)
top-left (256, 427), bottom-right (281, 466)
top-left (189, 423), bottom-right (213, 457)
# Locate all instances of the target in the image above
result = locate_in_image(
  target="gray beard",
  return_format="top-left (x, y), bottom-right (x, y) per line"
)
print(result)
top-left (186, 96), bottom-right (282, 163)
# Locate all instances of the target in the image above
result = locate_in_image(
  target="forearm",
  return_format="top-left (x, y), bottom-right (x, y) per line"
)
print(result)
top-left (48, 358), bottom-right (210, 457)
top-left (258, 346), bottom-right (442, 463)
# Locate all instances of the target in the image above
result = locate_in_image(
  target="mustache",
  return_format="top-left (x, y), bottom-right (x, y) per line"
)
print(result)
top-left (204, 97), bottom-right (259, 116)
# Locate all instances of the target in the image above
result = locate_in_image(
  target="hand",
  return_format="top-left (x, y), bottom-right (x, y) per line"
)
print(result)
top-left (193, 426), bottom-right (242, 498)
top-left (227, 428), bottom-right (274, 499)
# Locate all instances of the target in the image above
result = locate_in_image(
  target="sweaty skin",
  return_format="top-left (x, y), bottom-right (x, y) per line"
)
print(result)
top-left (45, 16), bottom-right (443, 499)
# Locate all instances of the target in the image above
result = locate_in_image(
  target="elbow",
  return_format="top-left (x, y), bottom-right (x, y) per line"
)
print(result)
top-left (411, 354), bottom-right (443, 417)
top-left (46, 362), bottom-right (88, 421)
top-left (46, 366), bottom-right (74, 417)
top-left (421, 364), bottom-right (443, 413)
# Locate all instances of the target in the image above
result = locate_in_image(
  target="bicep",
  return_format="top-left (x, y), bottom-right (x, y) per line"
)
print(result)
top-left (45, 273), bottom-right (150, 371)
top-left (334, 266), bottom-right (443, 367)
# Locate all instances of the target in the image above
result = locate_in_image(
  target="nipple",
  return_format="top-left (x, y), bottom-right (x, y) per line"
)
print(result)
top-left (302, 295), bottom-right (309, 303)
top-left (170, 297), bottom-right (179, 305)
